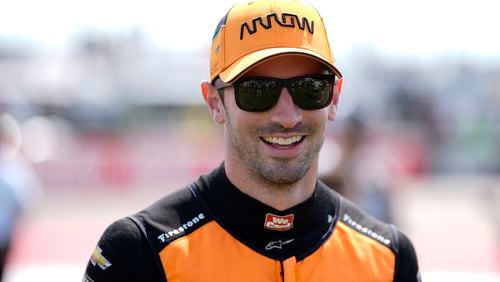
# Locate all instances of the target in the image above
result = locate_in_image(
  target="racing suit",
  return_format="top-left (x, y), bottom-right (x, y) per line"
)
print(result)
top-left (84, 164), bottom-right (420, 281)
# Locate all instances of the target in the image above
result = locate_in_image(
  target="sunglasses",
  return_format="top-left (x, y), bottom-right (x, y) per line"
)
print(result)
top-left (214, 74), bottom-right (336, 112)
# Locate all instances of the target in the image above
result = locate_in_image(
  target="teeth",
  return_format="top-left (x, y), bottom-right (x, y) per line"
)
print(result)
top-left (263, 136), bottom-right (303, 145)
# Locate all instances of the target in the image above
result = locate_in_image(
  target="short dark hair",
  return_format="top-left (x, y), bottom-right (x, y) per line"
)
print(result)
top-left (217, 89), bottom-right (226, 105)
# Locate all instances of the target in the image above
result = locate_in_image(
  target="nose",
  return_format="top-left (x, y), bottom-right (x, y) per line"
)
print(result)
top-left (269, 87), bottom-right (302, 128)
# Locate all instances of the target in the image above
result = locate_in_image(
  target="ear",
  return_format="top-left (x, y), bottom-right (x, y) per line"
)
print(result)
top-left (201, 80), bottom-right (225, 124)
top-left (328, 77), bottom-right (343, 121)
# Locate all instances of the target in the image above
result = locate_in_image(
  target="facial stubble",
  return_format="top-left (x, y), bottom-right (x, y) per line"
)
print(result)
top-left (224, 113), bottom-right (325, 188)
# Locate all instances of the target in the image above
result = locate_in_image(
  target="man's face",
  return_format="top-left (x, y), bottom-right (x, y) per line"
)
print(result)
top-left (220, 55), bottom-right (338, 186)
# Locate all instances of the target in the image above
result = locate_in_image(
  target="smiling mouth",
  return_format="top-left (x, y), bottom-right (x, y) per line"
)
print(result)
top-left (261, 136), bottom-right (304, 146)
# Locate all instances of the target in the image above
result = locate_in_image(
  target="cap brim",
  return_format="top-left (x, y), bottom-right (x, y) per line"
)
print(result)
top-left (218, 47), bottom-right (343, 83)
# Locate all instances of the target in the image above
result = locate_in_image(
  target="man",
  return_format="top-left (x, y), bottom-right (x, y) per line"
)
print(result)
top-left (0, 113), bottom-right (42, 281)
top-left (0, 175), bottom-right (20, 281)
top-left (84, 0), bottom-right (421, 281)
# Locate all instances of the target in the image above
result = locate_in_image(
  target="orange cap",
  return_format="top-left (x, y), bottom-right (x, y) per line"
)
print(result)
top-left (210, 0), bottom-right (343, 83)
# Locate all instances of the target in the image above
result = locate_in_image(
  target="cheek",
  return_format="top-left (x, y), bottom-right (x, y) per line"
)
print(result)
top-left (231, 112), bottom-right (262, 130)
top-left (226, 110), bottom-right (269, 139)
top-left (305, 109), bottom-right (331, 124)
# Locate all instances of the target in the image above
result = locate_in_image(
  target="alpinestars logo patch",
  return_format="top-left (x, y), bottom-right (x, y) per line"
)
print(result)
top-left (265, 238), bottom-right (295, 250)
top-left (264, 213), bottom-right (294, 231)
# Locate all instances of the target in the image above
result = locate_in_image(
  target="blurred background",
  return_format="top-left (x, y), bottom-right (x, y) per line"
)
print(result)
top-left (0, 0), bottom-right (499, 281)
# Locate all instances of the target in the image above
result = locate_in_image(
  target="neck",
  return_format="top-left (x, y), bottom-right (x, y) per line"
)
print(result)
top-left (224, 158), bottom-right (318, 211)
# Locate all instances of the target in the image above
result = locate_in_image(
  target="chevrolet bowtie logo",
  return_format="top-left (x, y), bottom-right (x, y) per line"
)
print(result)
top-left (90, 246), bottom-right (112, 270)
top-left (265, 238), bottom-right (295, 250)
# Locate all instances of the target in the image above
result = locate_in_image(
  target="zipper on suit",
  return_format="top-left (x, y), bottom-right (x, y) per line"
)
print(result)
top-left (280, 259), bottom-right (285, 282)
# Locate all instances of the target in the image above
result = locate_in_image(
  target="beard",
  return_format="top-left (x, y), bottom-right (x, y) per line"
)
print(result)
top-left (225, 117), bottom-right (325, 186)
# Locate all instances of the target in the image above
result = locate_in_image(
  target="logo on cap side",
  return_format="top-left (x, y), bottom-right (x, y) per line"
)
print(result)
top-left (240, 13), bottom-right (314, 40)
top-left (264, 213), bottom-right (294, 231)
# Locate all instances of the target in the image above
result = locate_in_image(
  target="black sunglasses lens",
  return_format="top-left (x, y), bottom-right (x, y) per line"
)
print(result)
top-left (290, 77), bottom-right (333, 110)
top-left (236, 79), bottom-right (280, 112)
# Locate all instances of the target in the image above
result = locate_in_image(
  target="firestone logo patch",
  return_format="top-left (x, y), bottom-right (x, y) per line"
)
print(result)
top-left (264, 213), bottom-right (294, 231)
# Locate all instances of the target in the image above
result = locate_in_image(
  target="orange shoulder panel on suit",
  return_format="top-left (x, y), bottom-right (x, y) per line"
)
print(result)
top-left (160, 221), bottom-right (280, 282)
top-left (295, 221), bottom-right (395, 281)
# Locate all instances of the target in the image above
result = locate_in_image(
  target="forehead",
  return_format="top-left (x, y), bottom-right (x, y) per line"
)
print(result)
top-left (243, 55), bottom-right (327, 78)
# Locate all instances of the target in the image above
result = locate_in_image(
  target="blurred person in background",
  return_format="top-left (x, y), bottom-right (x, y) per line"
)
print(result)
top-left (320, 113), bottom-right (393, 223)
top-left (84, 0), bottom-right (420, 281)
top-left (0, 113), bottom-right (42, 281)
